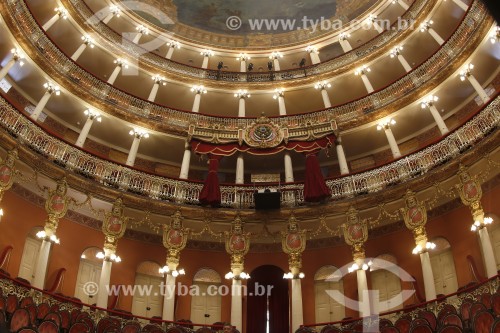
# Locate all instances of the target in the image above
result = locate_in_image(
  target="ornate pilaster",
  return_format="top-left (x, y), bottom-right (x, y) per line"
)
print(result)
top-left (0, 149), bottom-right (18, 203)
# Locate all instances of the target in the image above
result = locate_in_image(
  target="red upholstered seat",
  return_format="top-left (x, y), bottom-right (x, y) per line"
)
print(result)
top-left (77, 316), bottom-right (95, 332)
top-left (480, 293), bottom-right (492, 309)
top-left (410, 318), bottom-right (430, 329)
top-left (17, 329), bottom-right (37, 333)
top-left (69, 322), bottom-right (90, 333)
top-left (320, 325), bottom-right (342, 333)
top-left (437, 304), bottom-right (457, 323)
top-left (0, 297), bottom-right (5, 311)
top-left (59, 310), bottom-right (71, 330)
top-left (165, 326), bottom-right (185, 333)
top-left (493, 294), bottom-right (500, 316)
top-left (194, 327), bottom-right (214, 333)
top-left (469, 302), bottom-right (487, 320)
top-left (418, 310), bottom-right (436, 330)
top-left (409, 324), bottom-right (432, 333)
top-left (70, 309), bottom-right (81, 325)
top-left (441, 313), bottom-right (463, 328)
top-left (44, 312), bottom-right (61, 327)
top-left (379, 318), bottom-right (393, 328)
top-left (143, 324), bottom-right (165, 333)
top-left (437, 325), bottom-right (462, 333)
top-left (0, 311), bottom-right (6, 326)
top-left (395, 318), bottom-right (411, 333)
top-left (491, 317), bottom-right (500, 333)
top-left (122, 322), bottom-right (141, 333)
top-left (381, 327), bottom-right (400, 333)
top-left (20, 297), bottom-right (34, 308)
top-left (472, 310), bottom-right (494, 333)
top-left (39, 320), bottom-right (59, 333)
top-left (459, 300), bottom-right (472, 321)
top-left (24, 304), bottom-right (37, 326)
top-left (6, 295), bottom-right (18, 315)
top-left (37, 303), bottom-right (50, 321)
top-left (9, 308), bottom-right (30, 332)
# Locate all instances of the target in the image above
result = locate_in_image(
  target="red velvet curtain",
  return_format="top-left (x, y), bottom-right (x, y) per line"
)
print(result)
top-left (246, 265), bottom-right (289, 333)
top-left (304, 152), bottom-right (331, 202)
top-left (199, 154), bottom-right (222, 207)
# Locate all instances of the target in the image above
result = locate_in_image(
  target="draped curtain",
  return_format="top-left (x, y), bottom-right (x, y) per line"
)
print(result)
top-left (246, 265), bottom-right (289, 333)
top-left (303, 152), bottom-right (331, 202)
top-left (199, 154), bottom-right (222, 207)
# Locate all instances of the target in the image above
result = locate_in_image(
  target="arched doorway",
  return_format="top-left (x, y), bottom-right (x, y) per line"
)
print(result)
top-left (18, 226), bottom-right (44, 283)
top-left (314, 265), bottom-right (345, 324)
top-left (74, 247), bottom-right (102, 304)
top-left (369, 254), bottom-right (403, 313)
top-left (132, 261), bottom-right (164, 319)
top-left (430, 237), bottom-right (458, 295)
top-left (246, 265), bottom-right (288, 333)
top-left (190, 268), bottom-right (222, 325)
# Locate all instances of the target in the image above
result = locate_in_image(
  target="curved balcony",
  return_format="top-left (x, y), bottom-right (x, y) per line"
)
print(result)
top-left (3, 0), bottom-right (491, 135)
top-left (63, 0), bottom-right (433, 83)
top-left (0, 94), bottom-right (497, 208)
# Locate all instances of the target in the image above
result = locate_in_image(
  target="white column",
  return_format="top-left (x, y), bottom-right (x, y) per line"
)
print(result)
top-left (478, 228), bottom-right (497, 278)
top-left (306, 46), bottom-right (321, 65)
top-left (107, 67), bottom-right (121, 85)
top-left (33, 240), bottom-right (52, 289)
top-left (466, 75), bottom-right (489, 103)
top-left (235, 154), bottom-right (244, 184)
top-left (96, 260), bottom-right (113, 308)
top-left (102, 6), bottom-right (121, 24)
top-left (31, 84), bottom-right (60, 121)
top-left (238, 98), bottom-right (246, 117)
top-left (395, 0), bottom-right (409, 10)
top-left (192, 94), bottom-right (202, 113)
top-left (231, 279), bottom-right (243, 331)
top-left (428, 105), bottom-right (449, 135)
top-left (336, 140), bottom-right (350, 175)
top-left (133, 33), bottom-right (142, 44)
top-left (75, 112), bottom-right (101, 147)
top-left (148, 76), bottom-right (165, 102)
top-left (355, 67), bottom-right (374, 93)
top-left (179, 143), bottom-right (191, 179)
top-left (284, 152), bottom-right (294, 182)
top-left (360, 74), bottom-right (374, 93)
top-left (166, 47), bottom-right (175, 60)
top-left (202, 57), bottom-right (209, 69)
top-left (356, 269), bottom-right (371, 316)
top-left (108, 60), bottom-right (127, 85)
top-left (42, 8), bottom-right (67, 31)
top-left (133, 26), bottom-right (148, 44)
top-left (339, 34), bottom-right (353, 52)
top-left (450, 0), bottom-right (468, 11)
top-left (273, 58), bottom-right (281, 71)
top-left (0, 50), bottom-right (24, 81)
top-left (126, 136), bottom-right (142, 166)
top-left (162, 274), bottom-right (176, 320)
top-left (384, 127), bottom-right (401, 158)
top-left (291, 279), bottom-right (304, 332)
top-left (428, 29), bottom-right (445, 45)
top-left (71, 44), bottom-right (88, 62)
top-left (396, 55), bottom-right (412, 72)
top-left (419, 252), bottom-right (437, 301)
top-left (321, 89), bottom-right (332, 108)
top-left (0, 60), bottom-right (16, 82)
top-left (278, 96), bottom-right (286, 115)
top-left (369, 16), bottom-right (384, 33)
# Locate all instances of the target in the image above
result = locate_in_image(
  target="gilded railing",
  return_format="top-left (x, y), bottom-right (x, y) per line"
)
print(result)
top-left (3, 0), bottom-right (488, 133)
top-left (64, 0), bottom-right (431, 82)
top-left (0, 95), bottom-right (497, 208)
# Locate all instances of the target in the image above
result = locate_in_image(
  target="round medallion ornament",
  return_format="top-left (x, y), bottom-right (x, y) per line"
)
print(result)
top-left (244, 115), bottom-right (283, 148)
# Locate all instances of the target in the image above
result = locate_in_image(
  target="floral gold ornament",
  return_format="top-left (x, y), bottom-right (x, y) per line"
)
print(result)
top-left (0, 149), bottom-right (18, 203)
top-left (43, 178), bottom-right (70, 235)
top-left (282, 213), bottom-right (307, 278)
top-left (243, 114), bottom-right (284, 148)
top-left (102, 198), bottom-right (128, 248)
top-left (162, 210), bottom-right (189, 264)
top-left (225, 215), bottom-right (250, 278)
top-left (342, 206), bottom-right (368, 262)
top-left (400, 190), bottom-right (435, 254)
top-left (455, 164), bottom-right (484, 222)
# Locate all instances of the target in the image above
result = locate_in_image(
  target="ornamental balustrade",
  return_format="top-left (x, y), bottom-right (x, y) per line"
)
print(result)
top-left (0, 95), bottom-right (497, 208)
top-left (64, 0), bottom-right (431, 82)
top-left (0, 268), bottom-right (497, 332)
top-left (3, 0), bottom-right (489, 133)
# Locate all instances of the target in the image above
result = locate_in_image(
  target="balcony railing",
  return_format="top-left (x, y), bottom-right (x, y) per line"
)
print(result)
top-left (63, 0), bottom-right (431, 82)
top-left (4, 0), bottom-right (488, 134)
top-left (0, 94), bottom-right (497, 208)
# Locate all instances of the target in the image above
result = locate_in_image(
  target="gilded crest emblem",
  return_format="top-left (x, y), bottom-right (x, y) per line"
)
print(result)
top-left (244, 114), bottom-right (283, 148)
